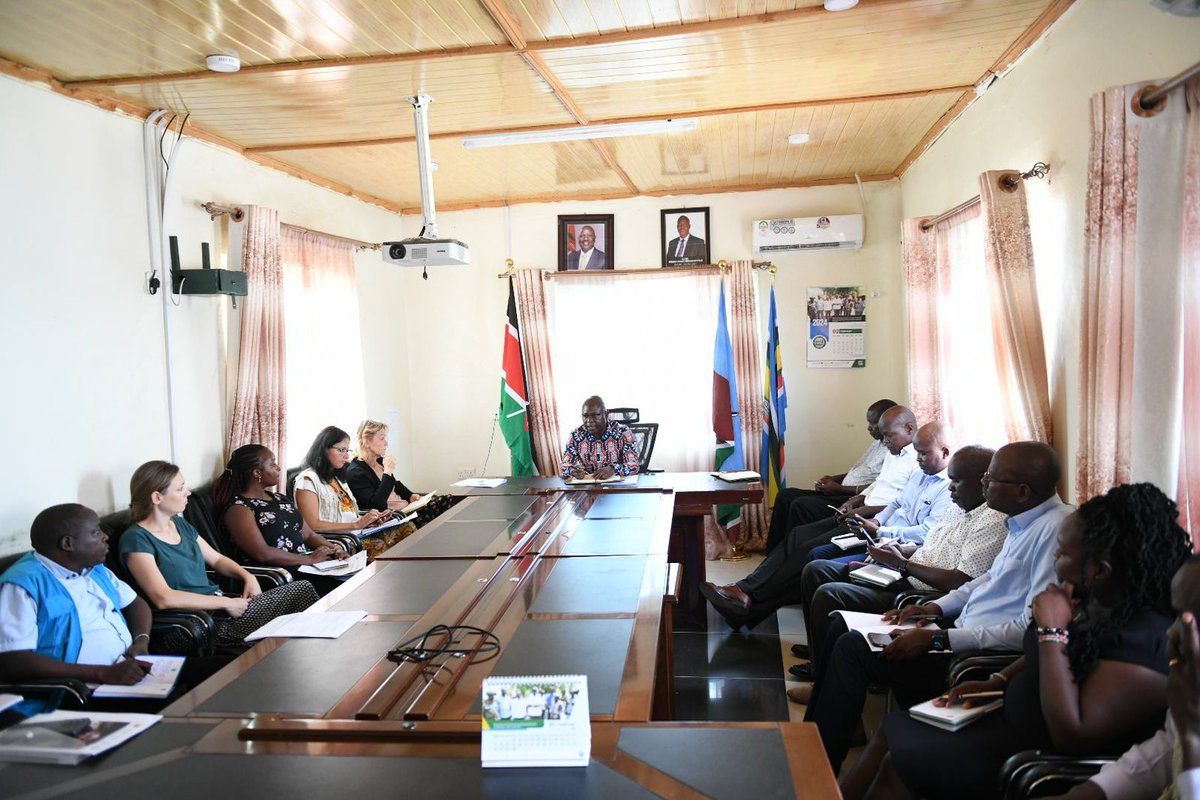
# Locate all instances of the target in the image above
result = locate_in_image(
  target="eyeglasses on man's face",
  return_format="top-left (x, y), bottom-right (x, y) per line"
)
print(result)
top-left (982, 471), bottom-right (1024, 486)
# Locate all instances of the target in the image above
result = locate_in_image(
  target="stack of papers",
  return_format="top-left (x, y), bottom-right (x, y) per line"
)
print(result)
top-left (909, 696), bottom-right (1004, 731)
top-left (453, 478), bottom-right (507, 488)
top-left (0, 711), bottom-right (161, 765)
top-left (299, 549), bottom-right (368, 578)
top-left (358, 513), bottom-right (415, 538)
top-left (849, 563), bottom-right (904, 588)
top-left (244, 610), bottom-right (366, 642)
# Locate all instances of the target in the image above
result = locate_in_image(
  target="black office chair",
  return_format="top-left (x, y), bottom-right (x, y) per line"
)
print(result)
top-left (629, 422), bottom-right (659, 473)
top-left (999, 750), bottom-right (1117, 799)
top-left (607, 407), bottom-right (639, 424)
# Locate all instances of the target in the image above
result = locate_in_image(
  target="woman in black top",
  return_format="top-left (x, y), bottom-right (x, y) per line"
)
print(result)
top-left (843, 483), bottom-right (1191, 800)
top-left (345, 419), bottom-right (453, 527)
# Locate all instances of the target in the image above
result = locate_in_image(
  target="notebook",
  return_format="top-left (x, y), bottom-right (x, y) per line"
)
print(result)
top-left (92, 655), bottom-right (184, 699)
top-left (908, 696), bottom-right (1004, 731)
top-left (849, 563), bottom-right (903, 588)
top-left (0, 711), bottom-right (161, 765)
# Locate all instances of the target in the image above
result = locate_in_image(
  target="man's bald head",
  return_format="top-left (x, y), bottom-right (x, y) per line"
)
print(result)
top-left (914, 422), bottom-right (956, 475)
top-left (878, 405), bottom-right (917, 455)
top-left (983, 441), bottom-right (1061, 515)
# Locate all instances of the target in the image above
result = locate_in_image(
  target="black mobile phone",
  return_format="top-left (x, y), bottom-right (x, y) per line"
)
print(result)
top-left (866, 632), bottom-right (898, 648)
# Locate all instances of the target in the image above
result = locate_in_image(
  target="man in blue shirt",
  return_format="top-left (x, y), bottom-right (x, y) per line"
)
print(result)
top-left (0, 504), bottom-right (153, 692)
top-left (702, 420), bottom-right (953, 631)
top-left (804, 441), bottom-right (1071, 773)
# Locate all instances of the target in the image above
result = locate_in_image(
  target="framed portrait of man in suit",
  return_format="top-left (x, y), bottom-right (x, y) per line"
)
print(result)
top-left (557, 214), bottom-right (615, 271)
top-left (662, 207), bottom-right (710, 267)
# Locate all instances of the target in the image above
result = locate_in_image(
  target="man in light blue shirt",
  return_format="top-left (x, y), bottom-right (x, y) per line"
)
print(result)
top-left (805, 441), bottom-right (1070, 772)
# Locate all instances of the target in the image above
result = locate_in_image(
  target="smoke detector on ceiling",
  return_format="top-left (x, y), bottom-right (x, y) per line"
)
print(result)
top-left (205, 54), bottom-right (241, 73)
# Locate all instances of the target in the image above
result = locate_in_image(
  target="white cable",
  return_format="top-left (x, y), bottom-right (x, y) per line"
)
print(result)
top-left (854, 172), bottom-right (868, 243)
top-left (158, 115), bottom-right (188, 462)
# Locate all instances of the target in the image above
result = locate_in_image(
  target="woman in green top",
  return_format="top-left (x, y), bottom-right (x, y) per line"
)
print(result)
top-left (120, 460), bottom-right (318, 649)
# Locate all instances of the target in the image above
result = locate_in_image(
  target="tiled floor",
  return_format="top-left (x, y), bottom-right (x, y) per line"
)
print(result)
top-left (672, 555), bottom-right (883, 772)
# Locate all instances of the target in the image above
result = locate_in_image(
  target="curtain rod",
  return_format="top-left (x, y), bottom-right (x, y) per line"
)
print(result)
top-left (919, 162), bottom-right (1049, 231)
top-left (1140, 58), bottom-right (1200, 110)
top-left (199, 202), bottom-right (379, 251)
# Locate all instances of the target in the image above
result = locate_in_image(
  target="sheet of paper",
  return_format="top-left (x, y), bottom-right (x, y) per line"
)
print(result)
top-left (453, 478), bottom-right (507, 488)
top-left (711, 470), bottom-right (761, 482)
top-left (93, 655), bottom-right (185, 698)
top-left (299, 549), bottom-right (368, 577)
top-left (829, 610), bottom-right (917, 651)
top-left (244, 610), bottom-right (367, 642)
top-left (565, 474), bottom-right (635, 485)
top-left (358, 513), bottom-right (415, 538)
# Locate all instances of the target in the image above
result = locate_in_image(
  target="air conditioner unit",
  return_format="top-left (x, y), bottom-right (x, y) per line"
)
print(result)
top-left (753, 214), bottom-right (863, 253)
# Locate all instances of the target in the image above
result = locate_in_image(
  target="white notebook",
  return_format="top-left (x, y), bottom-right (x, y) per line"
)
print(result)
top-left (481, 674), bottom-right (590, 768)
top-left (849, 563), bottom-right (903, 587)
top-left (909, 696), bottom-right (1004, 731)
top-left (92, 655), bottom-right (184, 699)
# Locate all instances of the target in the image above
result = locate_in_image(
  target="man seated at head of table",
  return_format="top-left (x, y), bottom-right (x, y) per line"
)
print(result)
top-left (763, 397), bottom-right (898, 553)
top-left (0, 504), bottom-right (153, 713)
top-left (559, 395), bottom-right (640, 481)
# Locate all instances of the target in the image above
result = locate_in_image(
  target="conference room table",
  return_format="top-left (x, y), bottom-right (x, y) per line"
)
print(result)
top-left (445, 472), bottom-right (765, 629)
top-left (1, 718), bottom-right (840, 800)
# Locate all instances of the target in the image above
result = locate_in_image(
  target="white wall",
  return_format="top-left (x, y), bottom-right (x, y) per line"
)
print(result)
top-left (399, 180), bottom-right (908, 489)
top-left (898, 0), bottom-right (1200, 499)
top-left (0, 76), bottom-right (408, 555)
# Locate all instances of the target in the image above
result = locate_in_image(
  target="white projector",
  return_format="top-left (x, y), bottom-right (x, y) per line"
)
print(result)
top-left (382, 238), bottom-right (470, 268)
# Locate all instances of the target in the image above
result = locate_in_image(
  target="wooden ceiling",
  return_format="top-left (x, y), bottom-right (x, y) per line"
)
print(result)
top-left (0, 0), bottom-right (1072, 213)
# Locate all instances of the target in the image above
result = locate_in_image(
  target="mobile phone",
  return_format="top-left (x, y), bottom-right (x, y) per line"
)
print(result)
top-left (826, 504), bottom-right (842, 513)
top-left (859, 526), bottom-right (877, 545)
top-left (867, 632), bottom-right (899, 648)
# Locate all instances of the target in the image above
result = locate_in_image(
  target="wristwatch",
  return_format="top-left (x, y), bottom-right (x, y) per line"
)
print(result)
top-left (897, 559), bottom-right (910, 578)
top-left (930, 630), bottom-right (950, 652)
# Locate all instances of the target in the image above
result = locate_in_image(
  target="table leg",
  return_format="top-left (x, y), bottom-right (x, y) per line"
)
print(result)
top-left (669, 511), bottom-right (708, 631)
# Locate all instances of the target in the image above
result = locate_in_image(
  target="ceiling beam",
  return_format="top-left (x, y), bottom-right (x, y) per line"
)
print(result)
top-left (60, 0), bottom-right (915, 89)
top-left (401, 173), bottom-right (896, 215)
top-left (893, 0), bottom-right (1076, 177)
top-left (245, 86), bottom-right (971, 153)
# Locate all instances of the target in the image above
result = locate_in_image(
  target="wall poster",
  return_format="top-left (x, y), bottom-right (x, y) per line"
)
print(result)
top-left (806, 287), bottom-right (867, 368)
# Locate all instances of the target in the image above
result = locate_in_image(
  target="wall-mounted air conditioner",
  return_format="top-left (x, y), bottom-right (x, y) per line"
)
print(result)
top-left (753, 214), bottom-right (863, 253)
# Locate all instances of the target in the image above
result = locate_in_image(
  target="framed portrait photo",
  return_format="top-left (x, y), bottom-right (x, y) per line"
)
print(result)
top-left (557, 214), bottom-right (615, 271)
top-left (662, 207), bottom-right (710, 267)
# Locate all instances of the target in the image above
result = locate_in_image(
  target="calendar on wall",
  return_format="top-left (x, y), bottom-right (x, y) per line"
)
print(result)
top-left (806, 286), bottom-right (867, 369)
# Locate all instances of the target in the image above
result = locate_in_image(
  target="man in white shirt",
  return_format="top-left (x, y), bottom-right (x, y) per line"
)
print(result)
top-left (701, 405), bottom-right (920, 626)
top-left (0, 504), bottom-right (153, 697)
top-left (764, 398), bottom-right (898, 553)
top-left (1047, 554), bottom-right (1200, 800)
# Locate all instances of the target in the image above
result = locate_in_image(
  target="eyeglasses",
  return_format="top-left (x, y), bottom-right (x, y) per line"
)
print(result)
top-left (982, 472), bottom-right (1024, 486)
top-left (331, 447), bottom-right (352, 454)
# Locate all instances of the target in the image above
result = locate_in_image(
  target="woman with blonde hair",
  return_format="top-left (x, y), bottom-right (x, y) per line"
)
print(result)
top-left (346, 419), bottom-right (452, 527)
top-left (121, 460), bottom-right (318, 649)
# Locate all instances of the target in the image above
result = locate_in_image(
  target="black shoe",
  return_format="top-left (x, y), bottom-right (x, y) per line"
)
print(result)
top-left (790, 643), bottom-right (811, 659)
top-left (699, 583), bottom-right (751, 630)
top-left (788, 663), bottom-right (813, 680)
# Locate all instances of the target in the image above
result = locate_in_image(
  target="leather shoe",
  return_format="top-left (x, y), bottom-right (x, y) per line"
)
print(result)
top-left (790, 643), bottom-right (811, 659)
top-left (788, 663), bottom-right (813, 681)
top-left (710, 583), bottom-right (752, 609)
top-left (699, 582), bottom-right (751, 630)
top-left (786, 684), bottom-right (813, 705)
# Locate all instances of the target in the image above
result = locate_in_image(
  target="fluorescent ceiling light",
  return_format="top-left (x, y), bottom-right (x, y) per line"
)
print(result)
top-left (461, 118), bottom-right (698, 149)
top-left (824, 0), bottom-right (859, 9)
top-left (787, 132), bottom-right (810, 145)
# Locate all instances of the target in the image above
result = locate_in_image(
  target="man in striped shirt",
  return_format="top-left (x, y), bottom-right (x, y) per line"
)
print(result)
top-left (560, 396), bottom-right (640, 479)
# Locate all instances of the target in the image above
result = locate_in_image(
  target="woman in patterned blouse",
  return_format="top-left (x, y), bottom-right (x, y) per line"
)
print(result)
top-left (213, 444), bottom-right (349, 569)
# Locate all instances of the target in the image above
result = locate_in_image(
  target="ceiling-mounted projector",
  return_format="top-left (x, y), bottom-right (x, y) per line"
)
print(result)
top-left (385, 94), bottom-right (470, 271)
top-left (382, 238), bottom-right (469, 267)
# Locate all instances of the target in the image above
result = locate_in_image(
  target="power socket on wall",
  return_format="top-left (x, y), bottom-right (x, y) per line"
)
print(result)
top-left (457, 468), bottom-right (476, 479)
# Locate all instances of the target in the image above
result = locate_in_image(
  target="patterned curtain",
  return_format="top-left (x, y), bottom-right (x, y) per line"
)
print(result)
top-left (514, 269), bottom-right (562, 476)
top-left (901, 218), bottom-right (944, 429)
top-left (1180, 83), bottom-right (1200, 537)
top-left (728, 261), bottom-right (768, 551)
top-left (227, 205), bottom-right (286, 467)
top-left (1077, 79), bottom-right (1196, 519)
top-left (979, 170), bottom-right (1053, 444)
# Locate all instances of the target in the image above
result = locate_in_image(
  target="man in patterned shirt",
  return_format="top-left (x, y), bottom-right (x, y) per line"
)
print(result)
top-left (559, 396), bottom-right (640, 479)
